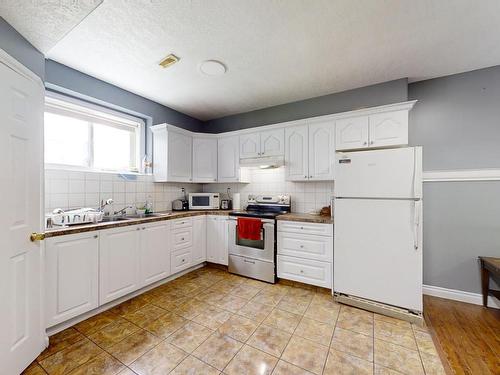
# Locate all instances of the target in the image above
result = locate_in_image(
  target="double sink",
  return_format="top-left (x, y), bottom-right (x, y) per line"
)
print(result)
top-left (100, 212), bottom-right (172, 223)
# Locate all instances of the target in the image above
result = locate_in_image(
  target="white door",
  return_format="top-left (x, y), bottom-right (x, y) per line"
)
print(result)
top-left (218, 136), bottom-right (240, 182)
top-left (192, 216), bottom-right (207, 264)
top-left (369, 110), bottom-right (408, 148)
top-left (140, 222), bottom-right (170, 286)
top-left (335, 147), bottom-right (422, 199)
top-left (260, 129), bottom-right (284, 156)
top-left (335, 116), bottom-right (369, 150)
top-left (0, 57), bottom-right (45, 374)
top-left (239, 132), bottom-right (260, 158)
top-left (285, 125), bottom-right (308, 181)
top-left (308, 120), bottom-right (335, 180)
top-left (193, 137), bottom-right (217, 182)
top-left (45, 233), bottom-right (99, 327)
top-left (334, 199), bottom-right (422, 311)
top-left (168, 130), bottom-right (192, 182)
top-left (99, 226), bottom-right (141, 304)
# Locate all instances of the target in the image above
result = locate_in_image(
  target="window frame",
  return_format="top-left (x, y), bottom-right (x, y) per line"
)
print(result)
top-left (44, 92), bottom-right (145, 173)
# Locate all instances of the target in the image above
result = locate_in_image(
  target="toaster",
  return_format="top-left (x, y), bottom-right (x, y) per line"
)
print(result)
top-left (172, 199), bottom-right (189, 211)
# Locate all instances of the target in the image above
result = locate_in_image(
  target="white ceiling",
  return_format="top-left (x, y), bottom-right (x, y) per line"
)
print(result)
top-left (0, 0), bottom-right (102, 53)
top-left (4, 1), bottom-right (500, 121)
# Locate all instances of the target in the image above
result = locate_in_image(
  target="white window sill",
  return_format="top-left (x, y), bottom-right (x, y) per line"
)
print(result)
top-left (45, 163), bottom-right (152, 177)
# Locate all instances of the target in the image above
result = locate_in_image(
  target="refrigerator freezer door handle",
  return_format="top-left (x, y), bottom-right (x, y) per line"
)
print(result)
top-left (413, 201), bottom-right (421, 250)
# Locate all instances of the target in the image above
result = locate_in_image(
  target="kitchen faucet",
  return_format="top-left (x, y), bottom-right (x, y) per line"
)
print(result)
top-left (114, 205), bottom-right (132, 216)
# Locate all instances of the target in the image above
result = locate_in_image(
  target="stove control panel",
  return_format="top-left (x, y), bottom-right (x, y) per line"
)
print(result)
top-left (248, 195), bottom-right (290, 206)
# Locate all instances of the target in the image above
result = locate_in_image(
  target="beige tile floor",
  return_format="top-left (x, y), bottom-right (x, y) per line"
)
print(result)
top-left (24, 266), bottom-right (446, 375)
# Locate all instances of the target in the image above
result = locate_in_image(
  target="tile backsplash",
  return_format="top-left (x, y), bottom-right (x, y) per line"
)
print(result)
top-left (44, 169), bottom-right (202, 214)
top-left (45, 167), bottom-right (333, 215)
top-left (202, 167), bottom-right (334, 214)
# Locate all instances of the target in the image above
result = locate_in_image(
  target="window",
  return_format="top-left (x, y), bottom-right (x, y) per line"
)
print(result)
top-left (44, 95), bottom-right (143, 172)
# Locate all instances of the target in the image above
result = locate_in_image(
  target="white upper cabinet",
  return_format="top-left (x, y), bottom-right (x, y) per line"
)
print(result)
top-left (260, 129), bottom-right (285, 156)
top-left (151, 124), bottom-right (193, 182)
top-left (336, 109), bottom-right (409, 151)
top-left (335, 116), bottom-right (369, 150)
top-left (308, 120), bottom-right (335, 180)
top-left (193, 137), bottom-right (217, 182)
top-left (239, 132), bottom-right (261, 158)
top-left (369, 110), bottom-right (408, 147)
top-left (285, 121), bottom-right (335, 181)
top-left (218, 135), bottom-right (245, 182)
top-left (168, 130), bottom-right (193, 181)
top-left (285, 125), bottom-right (308, 181)
top-left (240, 129), bottom-right (285, 158)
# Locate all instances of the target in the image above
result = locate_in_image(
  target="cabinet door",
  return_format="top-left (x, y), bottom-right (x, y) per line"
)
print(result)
top-left (140, 221), bottom-right (170, 287)
top-left (206, 216), bottom-right (218, 263)
top-left (285, 125), bottom-right (309, 181)
top-left (218, 218), bottom-right (229, 265)
top-left (45, 232), bottom-right (99, 327)
top-left (218, 136), bottom-right (240, 182)
top-left (192, 216), bottom-right (207, 264)
top-left (151, 126), bottom-right (168, 182)
top-left (99, 226), bottom-right (141, 305)
top-left (260, 128), bottom-right (284, 156)
top-left (308, 120), bottom-right (335, 180)
top-left (239, 132), bottom-right (260, 158)
top-left (369, 110), bottom-right (408, 148)
top-left (335, 116), bottom-right (369, 150)
top-left (193, 137), bottom-right (217, 182)
top-left (168, 130), bottom-right (193, 182)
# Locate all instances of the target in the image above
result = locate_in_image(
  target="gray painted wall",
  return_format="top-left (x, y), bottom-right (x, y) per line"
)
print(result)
top-left (423, 182), bottom-right (500, 294)
top-left (203, 78), bottom-right (408, 133)
top-left (408, 66), bottom-right (500, 295)
top-left (0, 17), bottom-right (45, 79)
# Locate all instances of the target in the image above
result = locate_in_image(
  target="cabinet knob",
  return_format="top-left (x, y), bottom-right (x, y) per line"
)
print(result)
top-left (300, 269), bottom-right (304, 273)
top-left (300, 245), bottom-right (304, 248)
top-left (363, 141), bottom-right (367, 146)
top-left (304, 175), bottom-right (307, 178)
top-left (370, 140), bottom-right (374, 145)
top-left (182, 258), bottom-right (185, 262)
top-left (309, 175), bottom-right (312, 178)
top-left (136, 228), bottom-right (140, 231)
top-left (181, 237), bottom-right (185, 241)
top-left (93, 235), bottom-right (98, 239)
top-left (300, 226), bottom-right (304, 229)
top-left (142, 227), bottom-right (146, 230)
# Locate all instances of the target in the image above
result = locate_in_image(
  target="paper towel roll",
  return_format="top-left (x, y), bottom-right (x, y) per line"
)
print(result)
top-left (232, 193), bottom-right (241, 210)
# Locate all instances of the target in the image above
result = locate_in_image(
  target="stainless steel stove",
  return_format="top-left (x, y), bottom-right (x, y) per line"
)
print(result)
top-left (228, 195), bottom-right (290, 283)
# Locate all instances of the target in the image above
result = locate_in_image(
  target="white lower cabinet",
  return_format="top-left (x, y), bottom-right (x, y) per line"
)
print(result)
top-left (170, 218), bottom-right (194, 273)
top-left (192, 216), bottom-right (207, 264)
top-left (140, 221), bottom-right (171, 286)
top-left (45, 232), bottom-right (99, 327)
top-left (99, 225), bottom-right (141, 305)
top-left (207, 215), bottom-right (229, 265)
top-left (277, 220), bottom-right (333, 288)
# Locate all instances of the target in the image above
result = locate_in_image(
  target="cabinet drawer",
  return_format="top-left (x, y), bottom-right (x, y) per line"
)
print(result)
top-left (277, 232), bottom-right (332, 262)
top-left (171, 217), bottom-right (192, 230)
top-left (278, 221), bottom-right (333, 236)
top-left (277, 255), bottom-right (332, 288)
top-left (171, 248), bottom-right (192, 273)
top-left (172, 227), bottom-right (192, 249)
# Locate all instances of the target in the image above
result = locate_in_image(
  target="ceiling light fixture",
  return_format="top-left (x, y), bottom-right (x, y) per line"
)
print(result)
top-left (199, 60), bottom-right (227, 76)
top-left (159, 54), bottom-right (179, 68)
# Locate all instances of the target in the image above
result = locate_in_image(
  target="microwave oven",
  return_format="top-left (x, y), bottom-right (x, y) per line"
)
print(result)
top-left (189, 193), bottom-right (220, 210)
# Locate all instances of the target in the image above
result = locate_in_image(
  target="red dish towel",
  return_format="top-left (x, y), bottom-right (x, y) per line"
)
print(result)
top-left (237, 217), bottom-right (262, 240)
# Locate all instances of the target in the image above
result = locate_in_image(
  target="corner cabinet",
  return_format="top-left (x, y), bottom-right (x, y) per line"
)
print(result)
top-left (217, 135), bottom-right (249, 183)
top-left (193, 136), bottom-right (218, 182)
top-left (45, 232), bottom-right (99, 327)
top-left (336, 109), bottom-right (409, 151)
top-left (285, 119), bottom-right (335, 181)
top-left (151, 124), bottom-right (193, 182)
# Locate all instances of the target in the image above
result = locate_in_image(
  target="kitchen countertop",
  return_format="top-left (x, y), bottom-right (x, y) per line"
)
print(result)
top-left (43, 210), bottom-right (333, 238)
top-left (44, 210), bottom-right (232, 238)
top-left (276, 212), bottom-right (334, 224)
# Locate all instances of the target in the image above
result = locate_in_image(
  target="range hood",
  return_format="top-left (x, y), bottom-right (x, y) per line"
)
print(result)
top-left (239, 155), bottom-right (285, 169)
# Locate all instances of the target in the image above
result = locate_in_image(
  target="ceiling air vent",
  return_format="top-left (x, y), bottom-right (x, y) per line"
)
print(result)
top-left (159, 54), bottom-right (179, 68)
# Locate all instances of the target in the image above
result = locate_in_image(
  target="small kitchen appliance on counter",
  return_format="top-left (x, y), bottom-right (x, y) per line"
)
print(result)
top-left (173, 188), bottom-right (189, 211)
top-left (220, 187), bottom-right (232, 210)
top-left (228, 194), bottom-right (291, 283)
top-left (188, 192), bottom-right (220, 210)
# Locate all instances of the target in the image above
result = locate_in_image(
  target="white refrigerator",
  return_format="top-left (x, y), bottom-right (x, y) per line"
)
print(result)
top-left (333, 147), bottom-right (423, 313)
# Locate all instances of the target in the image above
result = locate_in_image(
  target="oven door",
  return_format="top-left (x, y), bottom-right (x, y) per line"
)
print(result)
top-left (228, 217), bottom-right (275, 262)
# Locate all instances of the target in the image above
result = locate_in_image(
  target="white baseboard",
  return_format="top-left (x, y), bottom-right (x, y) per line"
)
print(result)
top-left (423, 284), bottom-right (500, 309)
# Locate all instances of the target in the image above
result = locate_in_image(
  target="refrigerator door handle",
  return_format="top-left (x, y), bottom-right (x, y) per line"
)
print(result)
top-left (413, 201), bottom-right (421, 250)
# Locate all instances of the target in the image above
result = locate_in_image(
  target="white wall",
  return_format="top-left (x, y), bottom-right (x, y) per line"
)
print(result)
top-left (44, 168), bottom-right (202, 214)
top-left (202, 167), bottom-right (334, 214)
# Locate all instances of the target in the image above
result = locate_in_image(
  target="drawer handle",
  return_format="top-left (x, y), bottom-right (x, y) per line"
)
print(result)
top-left (244, 259), bottom-right (255, 264)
